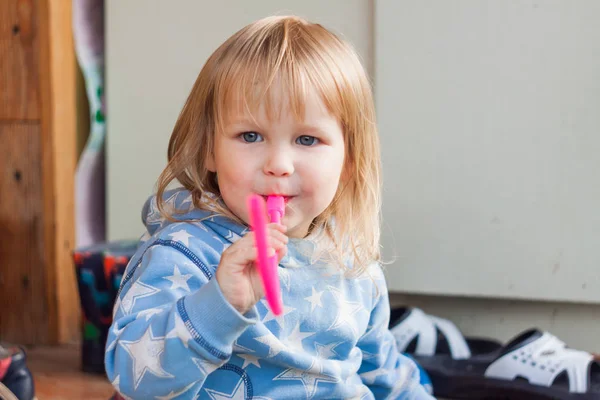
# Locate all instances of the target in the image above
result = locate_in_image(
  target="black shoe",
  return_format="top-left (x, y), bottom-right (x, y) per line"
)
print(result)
top-left (0, 346), bottom-right (35, 400)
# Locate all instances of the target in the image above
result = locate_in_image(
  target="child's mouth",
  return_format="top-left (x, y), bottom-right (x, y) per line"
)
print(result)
top-left (262, 195), bottom-right (293, 204)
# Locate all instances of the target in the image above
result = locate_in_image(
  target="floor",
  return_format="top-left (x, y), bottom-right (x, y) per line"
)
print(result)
top-left (25, 344), bottom-right (114, 400)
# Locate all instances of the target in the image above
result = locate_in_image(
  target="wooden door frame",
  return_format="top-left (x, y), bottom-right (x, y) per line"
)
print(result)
top-left (38, 0), bottom-right (79, 344)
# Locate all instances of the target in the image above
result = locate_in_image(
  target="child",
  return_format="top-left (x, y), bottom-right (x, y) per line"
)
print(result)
top-left (105, 15), bottom-right (435, 399)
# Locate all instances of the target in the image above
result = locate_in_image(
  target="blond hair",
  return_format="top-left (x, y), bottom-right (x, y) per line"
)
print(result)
top-left (157, 15), bottom-right (381, 275)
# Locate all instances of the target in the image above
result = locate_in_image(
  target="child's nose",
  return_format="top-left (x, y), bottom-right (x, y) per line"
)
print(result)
top-left (263, 150), bottom-right (294, 177)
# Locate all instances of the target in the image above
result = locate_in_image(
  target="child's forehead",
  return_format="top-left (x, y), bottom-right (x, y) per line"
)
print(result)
top-left (221, 81), bottom-right (332, 125)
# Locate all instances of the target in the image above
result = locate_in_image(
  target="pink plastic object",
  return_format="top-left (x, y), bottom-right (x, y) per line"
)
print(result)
top-left (247, 194), bottom-right (284, 315)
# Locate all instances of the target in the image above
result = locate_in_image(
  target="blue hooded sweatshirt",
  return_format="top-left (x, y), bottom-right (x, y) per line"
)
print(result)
top-left (105, 188), bottom-right (435, 400)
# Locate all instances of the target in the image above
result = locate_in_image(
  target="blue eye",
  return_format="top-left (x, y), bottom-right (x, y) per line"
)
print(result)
top-left (241, 132), bottom-right (263, 143)
top-left (296, 135), bottom-right (319, 146)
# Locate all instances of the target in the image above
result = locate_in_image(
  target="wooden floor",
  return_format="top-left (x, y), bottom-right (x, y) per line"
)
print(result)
top-left (25, 344), bottom-right (113, 400)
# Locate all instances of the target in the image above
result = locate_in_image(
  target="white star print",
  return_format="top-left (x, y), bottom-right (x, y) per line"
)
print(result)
top-left (205, 378), bottom-right (245, 400)
top-left (179, 193), bottom-right (193, 209)
top-left (164, 191), bottom-right (180, 210)
top-left (105, 322), bottom-right (127, 352)
top-left (163, 265), bottom-right (192, 292)
top-left (388, 364), bottom-right (413, 398)
top-left (361, 350), bottom-right (378, 360)
top-left (254, 333), bottom-right (287, 358)
top-left (326, 361), bottom-right (343, 382)
top-left (348, 384), bottom-right (372, 400)
top-left (111, 375), bottom-right (121, 392)
top-left (283, 256), bottom-right (302, 269)
top-left (155, 380), bottom-right (197, 400)
top-left (284, 322), bottom-right (316, 351)
top-left (261, 301), bottom-right (295, 329)
top-left (314, 341), bottom-right (342, 359)
top-left (168, 230), bottom-right (193, 247)
top-left (145, 199), bottom-right (163, 225)
top-left (327, 286), bottom-right (365, 336)
top-left (274, 360), bottom-right (337, 399)
top-left (119, 327), bottom-right (173, 390)
top-left (233, 339), bottom-right (254, 354)
top-left (120, 281), bottom-right (160, 315)
top-left (224, 229), bottom-right (242, 243)
top-left (136, 307), bottom-right (163, 321)
top-left (165, 311), bottom-right (193, 348)
top-left (279, 268), bottom-right (291, 291)
top-left (239, 353), bottom-right (261, 369)
top-left (359, 367), bottom-right (390, 385)
top-left (192, 357), bottom-right (219, 376)
top-left (304, 287), bottom-right (324, 312)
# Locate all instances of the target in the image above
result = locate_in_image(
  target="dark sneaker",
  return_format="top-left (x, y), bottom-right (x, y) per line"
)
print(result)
top-left (0, 346), bottom-right (35, 400)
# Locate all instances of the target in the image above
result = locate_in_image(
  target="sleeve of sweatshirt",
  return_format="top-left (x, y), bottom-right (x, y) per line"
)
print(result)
top-left (104, 239), bottom-right (258, 399)
top-left (356, 266), bottom-right (435, 400)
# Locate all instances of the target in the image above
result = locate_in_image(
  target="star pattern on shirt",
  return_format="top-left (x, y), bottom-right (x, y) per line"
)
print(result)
top-left (164, 191), bottom-right (180, 211)
top-left (359, 367), bottom-right (390, 385)
top-left (361, 350), bottom-right (378, 361)
top-left (179, 193), bottom-right (193, 209)
top-left (192, 357), bottom-right (219, 377)
top-left (387, 364), bottom-right (414, 398)
top-left (224, 229), bottom-right (242, 243)
top-left (261, 301), bottom-right (295, 329)
top-left (233, 339), bottom-right (254, 354)
top-left (314, 341), bottom-right (342, 359)
top-left (304, 287), bottom-right (324, 312)
top-left (163, 265), bottom-right (193, 292)
top-left (254, 333), bottom-right (287, 358)
top-left (155, 380), bottom-right (197, 400)
top-left (111, 375), bottom-right (121, 394)
top-left (119, 327), bottom-right (173, 390)
top-left (165, 311), bottom-right (193, 348)
top-left (327, 286), bottom-right (365, 336)
top-left (145, 198), bottom-right (163, 226)
top-left (168, 229), bottom-right (193, 247)
top-left (136, 307), bottom-right (163, 322)
top-left (274, 360), bottom-right (337, 399)
top-left (238, 353), bottom-right (262, 369)
top-left (105, 321), bottom-right (126, 352)
top-left (119, 281), bottom-right (160, 315)
top-left (205, 378), bottom-right (245, 400)
top-left (284, 322), bottom-right (316, 352)
top-left (279, 268), bottom-right (291, 291)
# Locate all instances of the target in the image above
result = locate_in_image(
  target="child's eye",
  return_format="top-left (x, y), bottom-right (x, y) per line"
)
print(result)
top-left (241, 132), bottom-right (263, 143)
top-left (296, 135), bottom-right (319, 146)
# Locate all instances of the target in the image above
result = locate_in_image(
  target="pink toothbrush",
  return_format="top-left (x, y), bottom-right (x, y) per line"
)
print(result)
top-left (247, 194), bottom-right (284, 315)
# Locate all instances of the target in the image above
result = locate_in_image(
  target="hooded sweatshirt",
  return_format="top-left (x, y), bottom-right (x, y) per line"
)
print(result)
top-left (105, 188), bottom-right (434, 400)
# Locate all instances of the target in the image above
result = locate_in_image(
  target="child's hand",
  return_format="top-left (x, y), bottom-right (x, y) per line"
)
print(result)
top-left (216, 223), bottom-right (288, 315)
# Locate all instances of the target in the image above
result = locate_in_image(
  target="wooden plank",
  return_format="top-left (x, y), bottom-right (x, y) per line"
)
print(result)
top-left (0, 123), bottom-right (48, 344)
top-left (0, 0), bottom-right (39, 120)
top-left (37, 0), bottom-right (79, 344)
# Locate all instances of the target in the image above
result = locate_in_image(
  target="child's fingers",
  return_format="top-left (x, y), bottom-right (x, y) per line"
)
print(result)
top-left (220, 239), bottom-right (259, 272)
top-left (267, 225), bottom-right (288, 249)
top-left (276, 245), bottom-right (288, 263)
top-left (268, 222), bottom-right (287, 233)
top-left (267, 225), bottom-right (288, 243)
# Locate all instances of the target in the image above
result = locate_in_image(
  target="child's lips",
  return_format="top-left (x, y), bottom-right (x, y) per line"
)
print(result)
top-left (262, 195), bottom-right (294, 204)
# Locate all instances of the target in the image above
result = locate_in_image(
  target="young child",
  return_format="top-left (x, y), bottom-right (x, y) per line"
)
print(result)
top-left (105, 15), bottom-right (435, 400)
